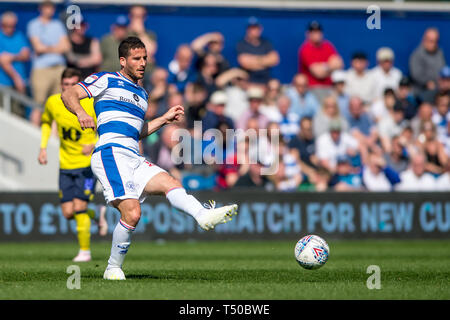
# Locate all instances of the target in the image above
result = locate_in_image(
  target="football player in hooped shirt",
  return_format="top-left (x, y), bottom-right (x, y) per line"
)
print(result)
top-left (61, 37), bottom-right (238, 280)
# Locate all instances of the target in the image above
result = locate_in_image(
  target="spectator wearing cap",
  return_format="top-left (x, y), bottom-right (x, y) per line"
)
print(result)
top-left (215, 67), bottom-right (250, 123)
top-left (420, 66), bottom-right (450, 103)
top-left (378, 100), bottom-right (408, 153)
top-left (438, 66), bottom-right (450, 96)
top-left (100, 15), bottom-right (129, 72)
top-left (330, 70), bottom-right (350, 118)
top-left (396, 76), bottom-right (419, 120)
top-left (285, 73), bottom-right (320, 121)
top-left (168, 44), bottom-right (195, 93)
top-left (127, 5), bottom-right (158, 75)
top-left (66, 16), bottom-right (102, 79)
top-left (409, 28), bottom-right (446, 93)
top-left (315, 119), bottom-right (359, 173)
top-left (344, 51), bottom-right (376, 104)
top-left (27, 0), bottom-right (70, 126)
top-left (297, 20), bottom-right (343, 102)
top-left (369, 47), bottom-right (402, 101)
top-left (236, 16), bottom-right (280, 86)
top-left (202, 90), bottom-right (235, 133)
top-left (236, 86), bottom-right (270, 130)
top-left (313, 94), bottom-right (349, 138)
top-left (0, 11), bottom-right (30, 117)
top-left (395, 152), bottom-right (437, 191)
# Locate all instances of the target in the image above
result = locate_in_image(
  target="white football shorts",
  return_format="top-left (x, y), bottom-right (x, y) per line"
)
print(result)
top-left (91, 146), bottom-right (166, 203)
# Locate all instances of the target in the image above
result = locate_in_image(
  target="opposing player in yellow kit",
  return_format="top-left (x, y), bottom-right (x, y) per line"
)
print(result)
top-left (38, 68), bottom-right (107, 262)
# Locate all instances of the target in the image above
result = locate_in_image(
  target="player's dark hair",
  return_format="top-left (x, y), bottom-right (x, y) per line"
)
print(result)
top-left (118, 36), bottom-right (146, 58)
top-left (39, 0), bottom-right (54, 9)
top-left (61, 68), bottom-right (82, 82)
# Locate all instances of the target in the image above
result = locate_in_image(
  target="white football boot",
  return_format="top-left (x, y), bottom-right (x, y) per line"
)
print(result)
top-left (103, 267), bottom-right (126, 280)
top-left (72, 250), bottom-right (91, 262)
top-left (196, 201), bottom-right (238, 231)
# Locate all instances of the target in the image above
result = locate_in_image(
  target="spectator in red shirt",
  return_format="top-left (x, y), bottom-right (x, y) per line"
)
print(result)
top-left (298, 21), bottom-right (343, 102)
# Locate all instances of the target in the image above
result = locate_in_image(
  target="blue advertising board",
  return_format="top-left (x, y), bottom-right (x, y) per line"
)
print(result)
top-left (0, 192), bottom-right (449, 241)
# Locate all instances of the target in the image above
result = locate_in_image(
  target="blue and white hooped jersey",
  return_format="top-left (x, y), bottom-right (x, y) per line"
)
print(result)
top-left (77, 71), bottom-right (149, 155)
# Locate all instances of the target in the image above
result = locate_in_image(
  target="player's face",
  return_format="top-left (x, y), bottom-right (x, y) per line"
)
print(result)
top-left (121, 47), bottom-right (147, 81)
top-left (61, 76), bottom-right (81, 93)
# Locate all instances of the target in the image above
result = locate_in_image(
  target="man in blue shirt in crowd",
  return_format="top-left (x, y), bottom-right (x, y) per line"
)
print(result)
top-left (27, 0), bottom-right (70, 125)
top-left (285, 73), bottom-right (320, 121)
top-left (0, 11), bottom-right (30, 117)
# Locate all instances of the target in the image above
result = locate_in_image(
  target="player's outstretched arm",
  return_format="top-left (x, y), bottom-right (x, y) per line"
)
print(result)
top-left (61, 85), bottom-right (95, 130)
top-left (140, 105), bottom-right (184, 139)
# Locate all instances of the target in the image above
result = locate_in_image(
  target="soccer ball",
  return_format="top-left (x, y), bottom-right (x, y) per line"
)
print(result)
top-left (294, 235), bottom-right (329, 270)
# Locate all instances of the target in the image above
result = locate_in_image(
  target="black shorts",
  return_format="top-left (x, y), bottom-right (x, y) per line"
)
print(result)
top-left (59, 167), bottom-right (97, 203)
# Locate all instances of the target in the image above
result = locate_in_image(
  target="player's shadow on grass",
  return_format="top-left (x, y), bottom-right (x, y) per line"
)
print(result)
top-left (123, 270), bottom-right (372, 282)
top-left (126, 274), bottom-right (176, 280)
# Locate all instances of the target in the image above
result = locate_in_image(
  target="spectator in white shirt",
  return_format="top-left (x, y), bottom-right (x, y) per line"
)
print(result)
top-left (395, 152), bottom-right (436, 191)
top-left (370, 88), bottom-right (397, 123)
top-left (435, 162), bottom-right (450, 191)
top-left (316, 119), bottom-right (359, 173)
top-left (344, 52), bottom-right (376, 104)
top-left (361, 150), bottom-right (401, 191)
top-left (369, 47), bottom-right (402, 101)
top-left (260, 78), bottom-right (282, 121)
top-left (215, 68), bottom-right (250, 123)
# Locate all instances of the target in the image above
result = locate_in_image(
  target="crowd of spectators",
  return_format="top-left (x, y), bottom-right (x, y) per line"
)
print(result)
top-left (0, 2), bottom-right (449, 192)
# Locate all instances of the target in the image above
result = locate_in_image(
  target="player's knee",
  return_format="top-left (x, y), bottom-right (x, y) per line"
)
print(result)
top-left (165, 176), bottom-right (182, 193)
top-left (125, 206), bottom-right (141, 226)
top-left (73, 203), bottom-right (88, 213)
top-left (61, 206), bottom-right (74, 219)
top-left (62, 210), bottom-right (74, 220)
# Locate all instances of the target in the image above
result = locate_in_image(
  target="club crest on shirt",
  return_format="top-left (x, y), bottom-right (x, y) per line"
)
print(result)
top-left (84, 74), bottom-right (98, 84)
top-left (125, 181), bottom-right (136, 192)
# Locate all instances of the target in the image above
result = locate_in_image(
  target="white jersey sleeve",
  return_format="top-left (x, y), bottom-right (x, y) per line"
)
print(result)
top-left (77, 72), bottom-right (110, 98)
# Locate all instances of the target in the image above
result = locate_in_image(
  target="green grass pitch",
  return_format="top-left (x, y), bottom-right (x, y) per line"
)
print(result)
top-left (0, 239), bottom-right (448, 300)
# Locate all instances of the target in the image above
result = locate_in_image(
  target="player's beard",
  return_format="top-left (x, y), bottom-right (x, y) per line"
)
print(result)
top-left (124, 67), bottom-right (145, 83)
